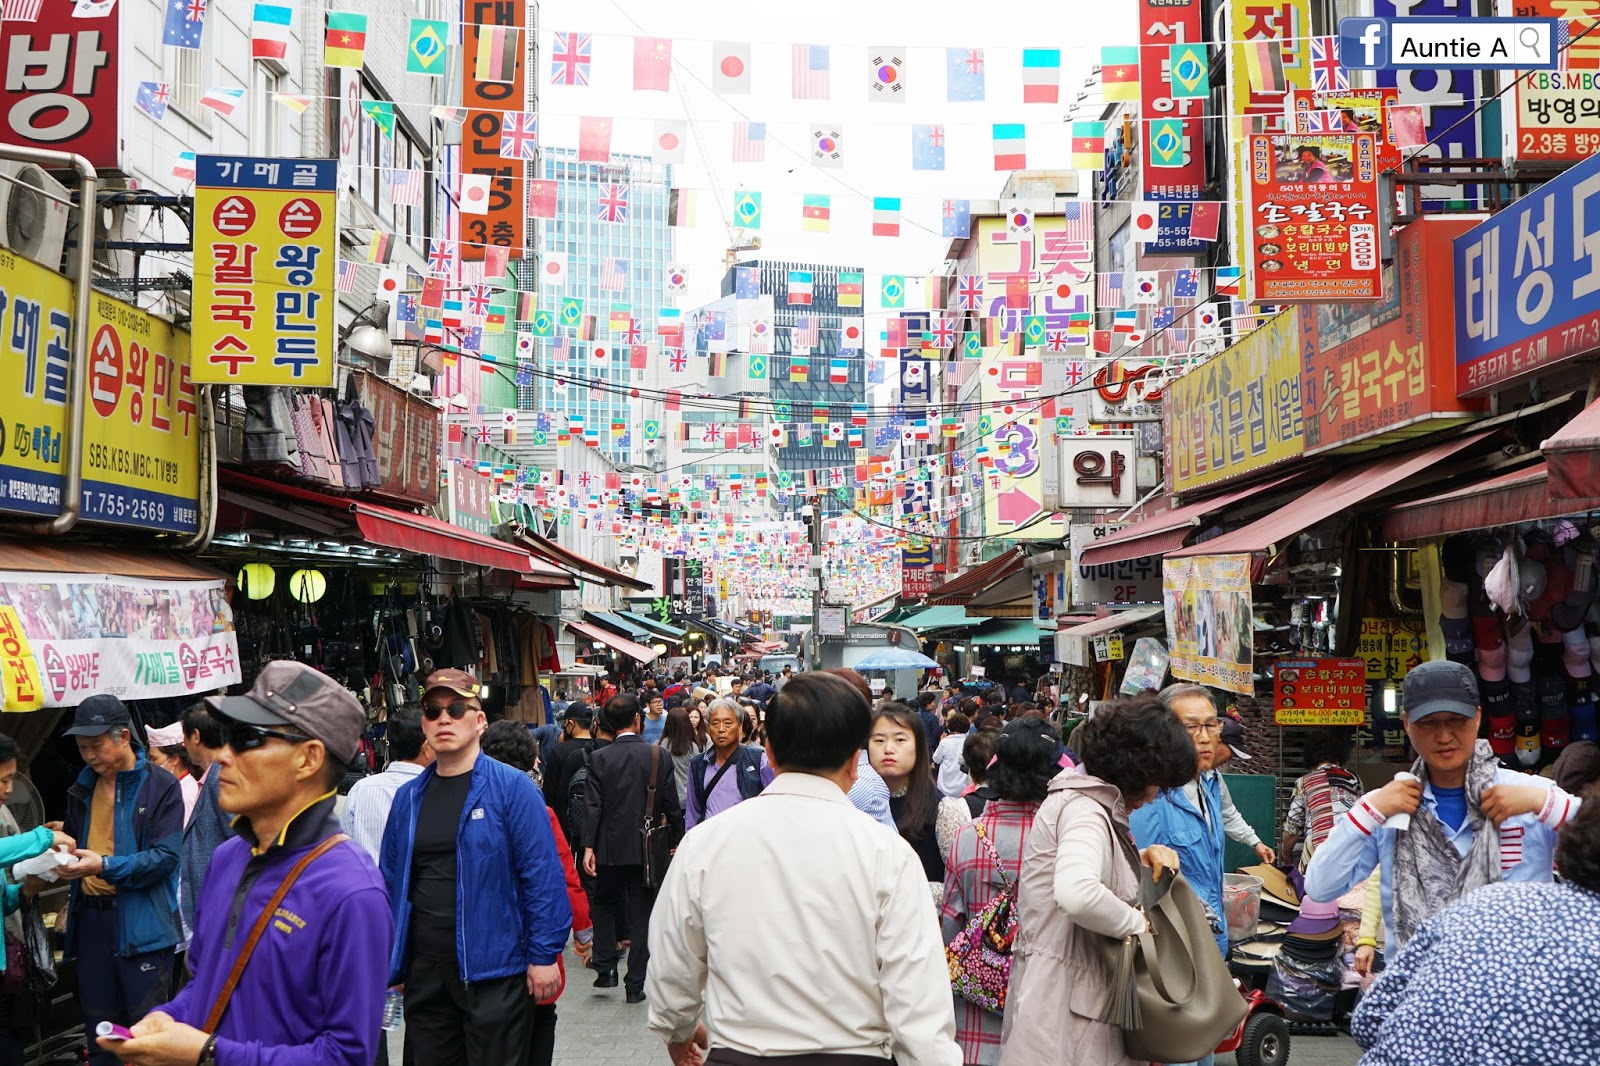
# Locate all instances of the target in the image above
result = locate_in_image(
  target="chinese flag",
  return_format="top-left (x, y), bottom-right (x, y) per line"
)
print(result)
top-left (421, 277), bottom-right (445, 309)
top-left (1189, 201), bottom-right (1221, 242)
top-left (1005, 275), bottom-right (1030, 310)
top-left (633, 37), bottom-right (672, 91)
top-left (664, 388), bottom-right (681, 411)
top-left (629, 345), bottom-right (649, 369)
top-left (579, 116), bottom-right (612, 163)
top-left (527, 180), bottom-right (557, 219)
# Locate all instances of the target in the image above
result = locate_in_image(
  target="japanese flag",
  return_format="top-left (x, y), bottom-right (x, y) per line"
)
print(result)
top-left (541, 251), bottom-right (567, 288)
top-left (375, 267), bottom-right (402, 303)
top-left (768, 424), bottom-right (785, 446)
top-left (1129, 199), bottom-right (1159, 243)
top-left (459, 174), bottom-right (491, 215)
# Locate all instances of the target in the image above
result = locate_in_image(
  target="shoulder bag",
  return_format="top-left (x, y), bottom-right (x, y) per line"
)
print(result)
top-left (945, 820), bottom-right (1018, 1014)
top-left (1096, 818), bottom-right (1247, 1063)
top-left (202, 834), bottom-right (349, 1034)
top-left (641, 747), bottom-right (674, 889)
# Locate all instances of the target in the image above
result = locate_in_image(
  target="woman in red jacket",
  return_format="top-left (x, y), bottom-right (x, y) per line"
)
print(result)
top-left (482, 721), bottom-right (593, 1066)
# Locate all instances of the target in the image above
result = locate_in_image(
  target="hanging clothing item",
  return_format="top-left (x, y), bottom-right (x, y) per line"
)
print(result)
top-left (440, 598), bottom-right (480, 669)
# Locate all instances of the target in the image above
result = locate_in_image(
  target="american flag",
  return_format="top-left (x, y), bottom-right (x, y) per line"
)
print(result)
top-left (1309, 37), bottom-right (1348, 92)
top-left (551, 32), bottom-right (593, 86)
top-left (1097, 271), bottom-right (1123, 307)
top-left (597, 183), bottom-right (629, 224)
top-left (957, 275), bottom-right (983, 311)
top-left (795, 316), bottom-right (819, 347)
top-left (335, 260), bottom-right (358, 293)
top-left (391, 169), bottom-right (423, 206)
top-left (2, 0), bottom-right (43, 18)
top-left (600, 257), bottom-right (628, 291)
top-left (1056, 200), bottom-right (1094, 243)
top-left (732, 122), bottom-right (766, 162)
top-left (792, 43), bottom-right (830, 99)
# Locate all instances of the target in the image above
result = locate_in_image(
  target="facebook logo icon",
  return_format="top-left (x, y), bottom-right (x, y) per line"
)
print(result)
top-left (1339, 17), bottom-right (1389, 69)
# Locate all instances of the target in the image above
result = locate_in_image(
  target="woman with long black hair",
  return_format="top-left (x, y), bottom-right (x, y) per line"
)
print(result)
top-left (870, 702), bottom-right (969, 885)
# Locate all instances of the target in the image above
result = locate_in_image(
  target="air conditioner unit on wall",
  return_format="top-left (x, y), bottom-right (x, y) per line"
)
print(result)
top-left (0, 161), bottom-right (70, 273)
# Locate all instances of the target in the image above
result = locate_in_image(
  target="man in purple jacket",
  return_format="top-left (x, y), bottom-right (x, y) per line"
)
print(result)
top-left (100, 661), bottom-right (392, 1066)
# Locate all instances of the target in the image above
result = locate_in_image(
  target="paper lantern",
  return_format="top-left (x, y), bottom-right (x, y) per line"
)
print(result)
top-left (287, 569), bottom-right (327, 603)
top-left (237, 564), bottom-right (275, 600)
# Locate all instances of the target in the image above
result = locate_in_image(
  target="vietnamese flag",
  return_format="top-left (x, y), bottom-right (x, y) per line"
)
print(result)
top-left (1100, 46), bottom-right (1139, 101)
top-left (1071, 121), bottom-right (1105, 169)
top-left (578, 116), bottom-right (612, 163)
top-left (634, 36), bottom-right (673, 91)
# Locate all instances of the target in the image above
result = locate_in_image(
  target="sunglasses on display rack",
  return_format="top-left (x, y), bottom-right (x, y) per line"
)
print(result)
top-left (423, 700), bottom-right (475, 721)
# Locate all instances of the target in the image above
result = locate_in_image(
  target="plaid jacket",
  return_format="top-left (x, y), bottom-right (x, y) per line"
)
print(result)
top-left (939, 799), bottom-right (1038, 1066)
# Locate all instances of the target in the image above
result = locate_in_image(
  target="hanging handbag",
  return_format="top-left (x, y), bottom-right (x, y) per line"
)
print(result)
top-left (1097, 819), bottom-right (1248, 1063)
top-left (944, 820), bottom-right (1018, 1014)
top-left (640, 747), bottom-right (674, 890)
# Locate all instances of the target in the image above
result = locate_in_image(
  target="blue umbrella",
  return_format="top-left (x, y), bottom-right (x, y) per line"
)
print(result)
top-left (851, 647), bottom-right (939, 671)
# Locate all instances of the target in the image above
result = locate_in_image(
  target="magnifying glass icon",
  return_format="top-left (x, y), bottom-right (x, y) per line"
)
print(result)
top-left (1520, 25), bottom-right (1546, 58)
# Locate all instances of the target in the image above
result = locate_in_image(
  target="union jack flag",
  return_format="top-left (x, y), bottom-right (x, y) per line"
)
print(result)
top-left (624, 320), bottom-right (642, 344)
top-left (427, 239), bottom-right (457, 276)
top-left (597, 183), bottom-right (629, 224)
top-left (1046, 330), bottom-right (1069, 352)
top-left (701, 422), bottom-right (721, 443)
top-left (1064, 359), bottom-right (1087, 385)
top-left (499, 111), bottom-right (539, 160)
top-left (551, 32), bottom-right (592, 86)
top-left (668, 349), bottom-right (687, 372)
top-left (1309, 36), bottom-right (1348, 92)
top-left (577, 471), bottom-right (592, 489)
top-left (466, 284), bottom-right (492, 316)
top-left (957, 275), bottom-right (983, 311)
top-left (929, 318), bottom-right (956, 347)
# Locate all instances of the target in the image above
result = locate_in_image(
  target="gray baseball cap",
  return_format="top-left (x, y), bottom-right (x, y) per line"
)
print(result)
top-left (1402, 660), bottom-right (1479, 721)
top-left (207, 661), bottom-right (364, 763)
top-left (64, 694), bottom-right (133, 737)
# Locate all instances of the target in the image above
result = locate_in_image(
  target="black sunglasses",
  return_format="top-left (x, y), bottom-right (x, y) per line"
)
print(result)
top-left (423, 700), bottom-right (474, 722)
top-left (223, 719), bottom-right (312, 754)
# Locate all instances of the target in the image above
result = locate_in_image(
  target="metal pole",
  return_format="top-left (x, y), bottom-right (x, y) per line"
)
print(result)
top-left (808, 498), bottom-right (823, 669)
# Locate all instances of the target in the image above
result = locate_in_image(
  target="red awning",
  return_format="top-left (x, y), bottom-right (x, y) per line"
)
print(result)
top-left (1381, 462), bottom-right (1600, 540)
top-left (1077, 474), bottom-right (1303, 568)
top-left (221, 470), bottom-right (571, 581)
top-left (925, 547), bottom-right (1024, 605)
top-left (566, 620), bottom-right (660, 664)
top-left (1544, 399), bottom-right (1600, 501)
top-left (516, 533), bottom-right (651, 591)
top-left (1170, 433), bottom-right (1489, 558)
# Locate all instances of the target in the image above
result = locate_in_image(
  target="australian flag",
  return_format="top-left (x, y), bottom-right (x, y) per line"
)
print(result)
top-left (163, 0), bottom-right (207, 49)
top-left (735, 266), bottom-right (760, 300)
top-left (135, 82), bottom-right (171, 121)
top-left (396, 294), bottom-right (417, 323)
top-left (1173, 268), bottom-right (1200, 300)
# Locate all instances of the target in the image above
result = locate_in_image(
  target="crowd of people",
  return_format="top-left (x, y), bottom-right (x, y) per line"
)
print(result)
top-left (0, 654), bottom-right (1589, 1066)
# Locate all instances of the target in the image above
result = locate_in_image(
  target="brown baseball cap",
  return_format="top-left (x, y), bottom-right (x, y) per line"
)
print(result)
top-left (206, 661), bottom-right (365, 764)
top-left (424, 668), bottom-right (481, 700)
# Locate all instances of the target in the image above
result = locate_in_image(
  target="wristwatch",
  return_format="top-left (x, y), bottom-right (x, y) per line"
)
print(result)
top-left (198, 1034), bottom-right (219, 1065)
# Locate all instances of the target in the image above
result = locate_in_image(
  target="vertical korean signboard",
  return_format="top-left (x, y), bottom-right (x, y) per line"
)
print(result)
top-left (461, 0), bottom-right (528, 260)
top-left (1243, 133), bottom-right (1383, 303)
top-left (0, 0), bottom-right (118, 169)
top-left (1500, 0), bottom-right (1600, 169)
top-left (1227, 0), bottom-right (1313, 271)
top-left (192, 157), bottom-right (337, 388)
top-left (1138, 0), bottom-right (1206, 253)
top-left (1376, 0), bottom-right (1484, 201)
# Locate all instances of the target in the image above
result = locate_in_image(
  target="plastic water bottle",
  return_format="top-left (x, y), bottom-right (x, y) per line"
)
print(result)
top-left (1388, 772), bottom-right (1419, 832)
top-left (382, 990), bottom-right (404, 1031)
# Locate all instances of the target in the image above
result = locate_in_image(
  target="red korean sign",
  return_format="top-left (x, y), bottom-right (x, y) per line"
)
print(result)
top-left (1243, 133), bottom-right (1383, 303)
top-left (0, 0), bottom-right (119, 169)
top-left (1138, 0), bottom-right (1205, 201)
top-left (1286, 88), bottom-right (1402, 175)
top-left (1273, 658), bottom-right (1367, 726)
top-left (460, 0), bottom-right (527, 260)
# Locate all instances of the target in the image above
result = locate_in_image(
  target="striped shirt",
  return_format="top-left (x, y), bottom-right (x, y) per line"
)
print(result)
top-left (1283, 762), bottom-right (1363, 870)
top-left (340, 761), bottom-right (427, 861)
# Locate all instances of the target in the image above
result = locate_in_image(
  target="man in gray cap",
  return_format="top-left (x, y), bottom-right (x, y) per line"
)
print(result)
top-left (1306, 659), bottom-right (1585, 961)
top-left (100, 660), bottom-right (392, 1066)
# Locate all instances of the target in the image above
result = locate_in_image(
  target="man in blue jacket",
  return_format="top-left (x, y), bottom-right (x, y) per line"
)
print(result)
top-left (381, 668), bottom-right (572, 1066)
top-left (57, 695), bottom-right (183, 1066)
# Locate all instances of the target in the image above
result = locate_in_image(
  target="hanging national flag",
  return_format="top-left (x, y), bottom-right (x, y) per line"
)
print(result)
top-left (735, 266), bottom-right (760, 299)
top-left (811, 126), bottom-right (844, 168)
top-left (868, 46), bottom-right (906, 101)
top-left (362, 100), bottom-right (395, 137)
top-left (458, 172), bottom-right (489, 213)
top-left (801, 194), bottom-right (831, 233)
top-left (135, 82), bottom-right (171, 121)
top-left (956, 274), bottom-right (983, 311)
top-left (526, 179), bottom-right (557, 219)
top-left (1215, 266), bottom-right (1242, 296)
top-left (272, 93), bottom-right (312, 114)
top-left (1148, 117), bottom-right (1188, 169)
top-left (163, 0), bottom-right (205, 48)
top-left (1100, 46), bottom-right (1140, 101)
top-left (912, 124), bottom-right (946, 171)
top-left (579, 116), bottom-right (612, 163)
top-left (792, 43), bottom-right (830, 99)
top-left (1309, 36), bottom-right (1348, 92)
top-left (1131, 271), bottom-right (1160, 303)
top-left (872, 197), bottom-right (901, 237)
top-left (597, 183), bottom-right (629, 223)
top-left (665, 265), bottom-right (687, 293)
top-left (1022, 48), bottom-right (1060, 103)
top-left (993, 123), bottom-right (1026, 170)
top-left (840, 317), bottom-right (865, 349)
top-left (829, 358), bottom-right (849, 383)
top-left (1007, 204), bottom-right (1033, 238)
top-left (499, 111), bottom-right (538, 159)
top-left (633, 36), bottom-right (672, 91)
top-left (651, 119), bottom-right (687, 164)
top-left (367, 232), bottom-right (394, 264)
top-left (795, 316), bottom-right (819, 348)
top-left (1113, 309), bottom-right (1138, 334)
top-left (789, 356), bottom-right (810, 382)
top-left (1189, 201), bottom-right (1221, 241)
top-left (1070, 122), bottom-right (1105, 169)
top-left (199, 86), bottom-right (244, 116)
top-left (324, 11), bottom-right (368, 68)
top-left (474, 25), bottom-right (518, 83)
top-left (1005, 275), bottom-right (1030, 310)
top-left (731, 122), bottom-right (766, 163)
top-left (1152, 306), bottom-right (1176, 330)
top-left (1242, 39), bottom-right (1286, 95)
top-left (881, 274), bottom-right (905, 308)
top-left (906, 199), bottom-right (951, 248)
top-left (668, 189), bottom-right (697, 227)
top-left (251, 2), bottom-right (293, 60)
top-left (600, 257), bottom-right (628, 291)
top-left (1129, 200), bottom-right (1159, 243)
top-left (947, 47), bottom-right (985, 102)
top-left (1097, 270), bottom-right (1123, 307)
top-left (336, 260), bottom-right (359, 294)
top-left (550, 31), bottom-right (593, 86)
top-left (1169, 42), bottom-right (1209, 98)
top-left (713, 41), bottom-right (752, 93)
top-left (171, 151), bottom-right (196, 181)
top-left (733, 191), bottom-right (762, 230)
top-left (406, 18), bottom-right (447, 75)
top-left (1173, 268), bottom-right (1201, 300)
top-left (787, 270), bottom-right (814, 305)
top-left (609, 306), bottom-right (633, 332)
top-left (838, 271), bottom-right (864, 307)
top-left (426, 239), bottom-right (457, 276)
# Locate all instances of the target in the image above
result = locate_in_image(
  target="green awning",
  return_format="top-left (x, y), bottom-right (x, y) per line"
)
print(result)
top-left (878, 606), bottom-right (914, 624)
top-left (899, 605), bottom-right (979, 631)
top-left (585, 611), bottom-right (654, 641)
top-left (967, 618), bottom-right (1052, 646)
top-left (618, 610), bottom-right (687, 641)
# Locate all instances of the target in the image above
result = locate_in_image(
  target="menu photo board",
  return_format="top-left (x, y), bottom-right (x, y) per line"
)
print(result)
top-left (1163, 554), bottom-right (1254, 695)
top-left (1273, 658), bottom-right (1368, 726)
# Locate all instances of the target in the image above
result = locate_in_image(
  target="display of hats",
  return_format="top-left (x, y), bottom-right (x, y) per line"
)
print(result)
top-left (1240, 864), bottom-right (1300, 911)
top-left (1286, 897), bottom-right (1341, 939)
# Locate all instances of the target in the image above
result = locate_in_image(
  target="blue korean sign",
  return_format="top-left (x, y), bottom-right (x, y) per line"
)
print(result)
top-left (1454, 148), bottom-right (1600, 395)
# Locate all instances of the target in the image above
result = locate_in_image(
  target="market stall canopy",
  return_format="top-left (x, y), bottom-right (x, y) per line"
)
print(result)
top-left (684, 616), bottom-right (742, 644)
top-left (968, 618), bottom-right (1053, 646)
top-left (0, 541), bottom-right (225, 581)
top-left (1055, 605), bottom-right (1166, 638)
top-left (925, 547), bottom-right (1024, 605)
top-left (1381, 462), bottom-right (1600, 541)
top-left (514, 533), bottom-right (651, 591)
top-left (566, 620), bottom-right (660, 664)
top-left (852, 647), bottom-right (940, 670)
top-left (584, 611), bottom-right (655, 642)
top-left (1543, 399), bottom-right (1600, 501)
top-left (617, 611), bottom-right (687, 641)
top-left (1168, 434), bottom-right (1489, 558)
top-left (898, 605), bottom-right (980, 631)
top-left (221, 470), bottom-right (571, 584)
top-left (1077, 474), bottom-right (1302, 568)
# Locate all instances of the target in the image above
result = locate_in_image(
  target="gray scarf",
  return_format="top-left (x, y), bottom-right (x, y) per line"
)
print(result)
top-left (1390, 739), bottom-right (1502, 949)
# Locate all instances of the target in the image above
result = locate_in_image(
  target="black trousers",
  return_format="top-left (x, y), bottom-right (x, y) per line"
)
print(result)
top-left (402, 955), bottom-right (532, 1066)
top-left (591, 864), bottom-right (653, 993)
top-left (74, 904), bottom-right (174, 1066)
top-left (529, 1002), bottom-right (556, 1066)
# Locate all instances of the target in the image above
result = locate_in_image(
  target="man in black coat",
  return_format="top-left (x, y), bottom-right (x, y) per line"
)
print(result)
top-left (581, 694), bottom-right (684, 1004)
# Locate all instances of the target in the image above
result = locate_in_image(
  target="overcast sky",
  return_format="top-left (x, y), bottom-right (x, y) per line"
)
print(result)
top-left (538, 0), bottom-right (1138, 308)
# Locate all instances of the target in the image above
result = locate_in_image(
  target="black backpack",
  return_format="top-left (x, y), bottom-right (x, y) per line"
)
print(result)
top-left (565, 745), bottom-right (593, 841)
